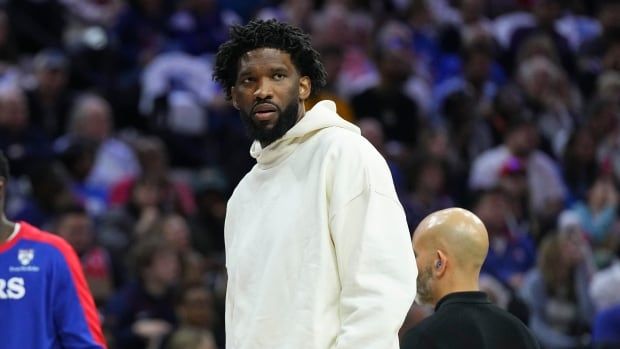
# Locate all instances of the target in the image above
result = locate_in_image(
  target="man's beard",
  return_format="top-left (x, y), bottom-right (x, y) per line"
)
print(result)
top-left (415, 265), bottom-right (434, 305)
top-left (240, 100), bottom-right (299, 146)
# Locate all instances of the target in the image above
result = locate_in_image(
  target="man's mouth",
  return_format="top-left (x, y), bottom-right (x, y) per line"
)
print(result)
top-left (252, 103), bottom-right (278, 120)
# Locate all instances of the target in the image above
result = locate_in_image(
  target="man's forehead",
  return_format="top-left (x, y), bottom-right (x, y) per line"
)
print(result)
top-left (236, 48), bottom-right (299, 78)
top-left (240, 47), bottom-right (292, 63)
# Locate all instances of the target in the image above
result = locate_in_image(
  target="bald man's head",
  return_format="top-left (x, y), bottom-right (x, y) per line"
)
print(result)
top-left (412, 208), bottom-right (490, 305)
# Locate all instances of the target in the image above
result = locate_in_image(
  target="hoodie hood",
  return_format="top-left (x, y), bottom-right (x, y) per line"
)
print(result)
top-left (250, 100), bottom-right (360, 168)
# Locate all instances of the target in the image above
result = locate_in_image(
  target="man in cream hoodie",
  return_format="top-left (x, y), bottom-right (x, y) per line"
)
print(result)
top-left (213, 19), bottom-right (417, 349)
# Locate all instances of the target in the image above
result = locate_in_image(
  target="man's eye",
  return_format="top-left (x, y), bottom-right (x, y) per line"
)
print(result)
top-left (273, 73), bottom-right (285, 80)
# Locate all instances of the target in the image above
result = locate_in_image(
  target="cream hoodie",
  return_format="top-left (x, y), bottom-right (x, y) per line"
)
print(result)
top-left (225, 100), bottom-right (417, 349)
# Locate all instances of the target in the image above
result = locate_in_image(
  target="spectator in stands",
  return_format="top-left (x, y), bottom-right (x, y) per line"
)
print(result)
top-left (561, 128), bottom-right (598, 203)
top-left (11, 161), bottom-right (76, 230)
top-left (0, 85), bottom-right (53, 178)
top-left (404, 155), bottom-right (454, 230)
top-left (25, 49), bottom-right (76, 138)
top-left (171, 283), bottom-right (221, 347)
top-left (108, 136), bottom-right (195, 216)
top-left (507, 0), bottom-right (574, 75)
top-left (55, 204), bottom-right (114, 306)
top-left (105, 236), bottom-right (179, 349)
top-left (567, 176), bottom-right (618, 268)
top-left (474, 188), bottom-right (536, 289)
top-left (351, 21), bottom-right (422, 148)
top-left (57, 93), bottom-right (140, 192)
top-left (188, 168), bottom-right (227, 260)
top-left (520, 231), bottom-right (596, 349)
top-left (516, 55), bottom-right (580, 157)
top-left (469, 117), bottom-right (566, 229)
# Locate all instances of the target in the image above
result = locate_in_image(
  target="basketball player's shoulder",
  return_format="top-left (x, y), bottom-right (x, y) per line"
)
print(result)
top-left (318, 126), bottom-right (377, 157)
top-left (20, 222), bottom-right (69, 247)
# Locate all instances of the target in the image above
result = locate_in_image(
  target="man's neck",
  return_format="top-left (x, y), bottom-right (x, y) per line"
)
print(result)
top-left (434, 277), bottom-right (480, 305)
top-left (0, 216), bottom-right (16, 244)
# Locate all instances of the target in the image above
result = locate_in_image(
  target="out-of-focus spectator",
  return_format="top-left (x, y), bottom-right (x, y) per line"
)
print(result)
top-left (457, 0), bottom-right (495, 45)
top-left (578, 0), bottom-right (620, 96)
top-left (304, 44), bottom-right (355, 122)
top-left (567, 177), bottom-right (618, 267)
top-left (469, 117), bottom-right (566, 226)
top-left (358, 117), bottom-right (410, 196)
top-left (516, 55), bottom-right (581, 157)
top-left (56, 93), bottom-right (140, 192)
top-left (10, 161), bottom-right (76, 230)
top-left (160, 213), bottom-right (206, 286)
top-left (520, 231), bottom-right (596, 349)
top-left (54, 204), bottom-right (114, 306)
top-left (312, 2), bottom-right (377, 100)
top-left (112, 0), bottom-right (174, 86)
top-left (497, 156), bottom-right (531, 233)
top-left (403, 155), bottom-right (454, 230)
top-left (507, 0), bottom-right (575, 76)
top-left (351, 21), bottom-right (422, 148)
top-left (0, 85), bottom-right (54, 178)
top-left (25, 49), bottom-right (76, 138)
top-left (589, 97), bottom-right (620, 184)
top-left (188, 168), bottom-right (227, 260)
top-left (108, 136), bottom-right (196, 215)
top-left (562, 128), bottom-right (598, 203)
top-left (56, 137), bottom-right (109, 217)
top-left (105, 236), bottom-right (179, 349)
top-left (100, 175), bottom-right (169, 264)
top-left (172, 283), bottom-right (220, 346)
top-left (474, 188), bottom-right (536, 290)
top-left (434, 38), bottom-right (500, 130)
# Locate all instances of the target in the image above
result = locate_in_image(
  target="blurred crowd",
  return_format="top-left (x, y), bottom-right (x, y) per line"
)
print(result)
top-left (1, 0), bottom-right (620, 348)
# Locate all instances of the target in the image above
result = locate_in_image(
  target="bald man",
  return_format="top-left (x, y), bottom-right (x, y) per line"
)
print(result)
top-left (400, 208), bottom-right (539, 349)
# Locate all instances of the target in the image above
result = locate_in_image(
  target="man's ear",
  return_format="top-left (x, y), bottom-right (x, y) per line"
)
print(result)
top-left (299, 76), bottom-right (311, 100)
top-left (231, 87), bottom-right (239, 110)
top-left (434, 250), bottom-right (447, 278)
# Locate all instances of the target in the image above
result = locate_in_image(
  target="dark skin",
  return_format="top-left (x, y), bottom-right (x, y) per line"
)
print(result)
top-left (0, 176), bottom-right (16, 244)
top-left (231, 48), bottom-right (311, 147)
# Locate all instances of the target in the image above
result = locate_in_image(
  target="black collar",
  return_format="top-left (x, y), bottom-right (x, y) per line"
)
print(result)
top-left (435, 291), bottom-right (491, 312)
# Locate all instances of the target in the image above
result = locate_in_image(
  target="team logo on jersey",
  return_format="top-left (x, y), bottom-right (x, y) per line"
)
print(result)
top-left (18, 249), bottom-right (34, 266)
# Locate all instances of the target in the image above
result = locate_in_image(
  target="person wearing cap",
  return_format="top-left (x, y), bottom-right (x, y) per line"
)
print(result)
top-left (401, 207), bottom-right (540, 349)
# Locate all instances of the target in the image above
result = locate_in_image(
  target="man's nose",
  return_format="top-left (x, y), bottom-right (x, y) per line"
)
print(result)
top-left (253, 78), bottom-right (274, 100)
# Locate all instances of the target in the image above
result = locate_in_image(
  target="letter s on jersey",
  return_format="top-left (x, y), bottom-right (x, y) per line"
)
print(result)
top-left (0, 277), bottom-right (26, 299)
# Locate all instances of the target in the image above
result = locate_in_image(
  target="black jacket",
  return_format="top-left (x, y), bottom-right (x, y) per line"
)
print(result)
top-left (401, 292), bottom-right (540, 349)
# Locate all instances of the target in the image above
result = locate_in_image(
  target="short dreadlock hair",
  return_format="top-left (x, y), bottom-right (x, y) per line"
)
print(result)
top-left (213, 19), bottom-right (327, 100)
top-left (0, 151), bottom-right (9, 182)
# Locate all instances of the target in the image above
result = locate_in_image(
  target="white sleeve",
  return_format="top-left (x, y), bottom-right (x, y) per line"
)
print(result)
top-left (329, 186), bottom-right (417, 349)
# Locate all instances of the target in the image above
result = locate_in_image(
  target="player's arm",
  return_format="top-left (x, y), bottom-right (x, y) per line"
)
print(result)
top-left (51, 237), bottom-right (108, 349)
top-left (328, 143), bottom-right (417, 349)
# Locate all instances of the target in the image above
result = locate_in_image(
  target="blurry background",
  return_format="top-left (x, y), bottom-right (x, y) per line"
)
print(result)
top-left (1, 0), bottom-right (620, 348)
